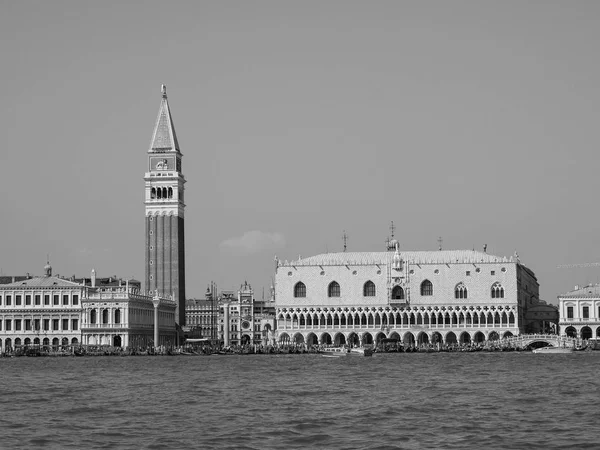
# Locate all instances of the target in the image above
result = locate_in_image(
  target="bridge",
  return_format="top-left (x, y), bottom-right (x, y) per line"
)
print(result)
top-left (503, 334), bottom-right (577, 349)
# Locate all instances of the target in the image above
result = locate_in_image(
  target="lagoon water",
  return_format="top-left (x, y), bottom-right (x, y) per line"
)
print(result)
top-left (0, 352), bottom-right (597, 449)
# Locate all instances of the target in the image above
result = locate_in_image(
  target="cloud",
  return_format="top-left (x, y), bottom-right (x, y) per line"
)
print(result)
top-left (220, 230), bottom-right (286, 254)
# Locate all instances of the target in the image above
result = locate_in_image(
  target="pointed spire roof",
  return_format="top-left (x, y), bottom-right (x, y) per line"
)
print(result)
top-left (149, 84), bottom-right (180, 152)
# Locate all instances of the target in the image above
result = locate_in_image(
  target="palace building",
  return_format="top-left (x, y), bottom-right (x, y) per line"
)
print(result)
top-left (274, 241), bottom-right (547, 347)
top-left (80, 270), bottom-right (176, 348)
top-left (558, 284), bottom-right (600, 340)
top-left (0, 262), bottom-right (83, 352)
top-left (144, 85), bottom-right (186, 326)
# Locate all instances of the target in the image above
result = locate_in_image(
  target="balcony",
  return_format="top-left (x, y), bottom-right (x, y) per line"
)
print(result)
top-left (82, 323), bottom-right (128, 329)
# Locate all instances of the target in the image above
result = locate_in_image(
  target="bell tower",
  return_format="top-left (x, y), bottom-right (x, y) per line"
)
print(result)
top-left (144, 85), bottom-right (186, 325)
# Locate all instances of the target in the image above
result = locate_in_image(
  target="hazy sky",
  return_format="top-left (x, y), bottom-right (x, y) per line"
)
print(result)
top-left (2, 1), bottom-right (600, 303)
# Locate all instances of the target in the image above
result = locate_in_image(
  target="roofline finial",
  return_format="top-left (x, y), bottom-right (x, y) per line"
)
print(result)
top-left (161, 84), bottom-right (167, 98)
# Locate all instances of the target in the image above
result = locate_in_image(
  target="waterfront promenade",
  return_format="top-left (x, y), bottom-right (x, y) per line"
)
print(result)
top-left (1, 333), bottom-right (595, 357)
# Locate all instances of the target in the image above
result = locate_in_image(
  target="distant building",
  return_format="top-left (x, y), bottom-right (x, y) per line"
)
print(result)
top-left (220, 282), bottom-right (276, 346)
top-left (0, 275), bottom-right (31, 285)
top-left (185, 286), bottom-right (219, 340)
top-left (274, 241), bottom-right (551, 347)
top-left (0, 262), bottom-right (84, 352)
top-left (558, 284), bottom-right (600, 340)
top-left (81, 269), bottom-right (176, 348)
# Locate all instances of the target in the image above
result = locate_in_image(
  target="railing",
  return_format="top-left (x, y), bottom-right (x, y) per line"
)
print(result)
top-left (504, 334), bottom-right (577, 346)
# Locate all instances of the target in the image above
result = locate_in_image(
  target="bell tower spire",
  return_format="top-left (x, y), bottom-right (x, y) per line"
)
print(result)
top-left (149, 84), bottom-right (180, 152)
top-left (144, 85), bottom-right (186, 326)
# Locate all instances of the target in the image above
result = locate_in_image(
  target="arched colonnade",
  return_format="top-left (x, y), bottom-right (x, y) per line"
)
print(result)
top-left (277, 305), bottom-right (517, 330)
top-left (278, 329), bottom-right (514, 347)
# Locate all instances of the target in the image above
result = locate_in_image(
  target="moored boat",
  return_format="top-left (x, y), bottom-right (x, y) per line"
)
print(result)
top-left (349, 347), bottom-right (373, 357)
top-left (532, 346), bottom-right (573, 354)
top-left (321, 347), bottom-right (350, 357)
top-left (321, 346), bottom-right (373, 357)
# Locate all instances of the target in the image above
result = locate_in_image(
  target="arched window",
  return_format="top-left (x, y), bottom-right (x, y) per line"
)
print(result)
top-left (491, 282), bottom-right (504, 299)
top-left (392, 286), bottom-right (405, 300)
top-left (363, 281), bottom-right (376, 297)
top-left (294, 282), bottom-right (306, 298)
top-left (455, 283), bottom-right (468, 299)
top-left (115, 309), bottom-right (121, 324)
top-left (168, 187), bottom-right (173, 199)
top-left (162, 187), bottom-right (167, 198)
top-left (420, 280), bottom-right (433, 296)
top-left (157, 188), bottom-right (162, 199)
top-left (90, 309), bottom-right (97, 324)
top-left (328, 281), bottom-right (340, 298)
top-left (102, 309), bottom-right (109, 324)
top-left (151, 187), bottom-right (156, 199)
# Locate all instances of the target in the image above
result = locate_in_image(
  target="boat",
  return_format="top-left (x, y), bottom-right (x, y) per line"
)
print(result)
top-left (532, 346), bottom-right (574, 354)
top-left (321, 347), bottom-right (350, 357)
top-left (321, 346), bottom-right (373, 357)
top-left (349, 347), bottom-right (374, 357)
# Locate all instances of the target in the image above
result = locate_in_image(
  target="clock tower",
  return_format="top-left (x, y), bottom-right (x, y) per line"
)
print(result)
top-left (144, 85), bottom-right (186, 326)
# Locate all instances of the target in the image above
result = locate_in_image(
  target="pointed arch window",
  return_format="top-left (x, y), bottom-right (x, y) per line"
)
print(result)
top-left (455, 283), bottom-right (468, 299)
top-left (491, 282), bottom-right (504, 299)
top-left (391, 285), bottom-right (405, 300)
top-left (328, 281), bottom-right (340, 298)
top-left (420, 279), bottom-right (433, 296)
top-left (294, 282), bottom-right (306, 298)
top-left (363, 281), bottom-right (376, 297)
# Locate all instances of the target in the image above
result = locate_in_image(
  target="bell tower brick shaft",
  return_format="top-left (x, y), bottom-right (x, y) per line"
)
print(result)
top-left (144, 85), bottom-right (186, 325)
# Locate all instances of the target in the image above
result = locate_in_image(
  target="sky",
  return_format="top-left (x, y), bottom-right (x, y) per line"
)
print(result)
top-left (2, 1), bottom-right (600, 303)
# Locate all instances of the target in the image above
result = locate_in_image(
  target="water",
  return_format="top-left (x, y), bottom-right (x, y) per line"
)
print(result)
top-left (0, 352), bottom-right (597, 449)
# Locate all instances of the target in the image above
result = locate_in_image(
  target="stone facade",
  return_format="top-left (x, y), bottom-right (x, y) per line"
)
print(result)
top-left (0, 263), bottom-right (83, 352)
top-left (558, 284), bottom-right (600, 340)
top-left (81, 278), bottom-right (176, 348)
top-left (275, 247), bottom-right (546, 347)
top-left (220, 282), bottom-right (276, 346)
top-left (185, 294), bottom-right (219, 341)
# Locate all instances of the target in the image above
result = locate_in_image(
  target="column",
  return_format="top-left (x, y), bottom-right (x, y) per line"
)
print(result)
top-left (223, 303), bottom-right (230, 347)
top-left (153, 296), bottom-right (160, 347)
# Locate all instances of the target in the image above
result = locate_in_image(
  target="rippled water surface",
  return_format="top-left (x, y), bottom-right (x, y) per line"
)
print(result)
top-left (0, 352), bottom-right (597, 449)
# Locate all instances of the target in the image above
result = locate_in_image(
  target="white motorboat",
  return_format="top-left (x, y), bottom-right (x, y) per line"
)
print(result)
top-left (321, 347), bottom-right (350, 357)
top-left (321, 347), bottom-right (373, 357)
top-left (349, 347), bottom-right (374, 357)
top-left (532, 346), bottom-right (573, 354)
